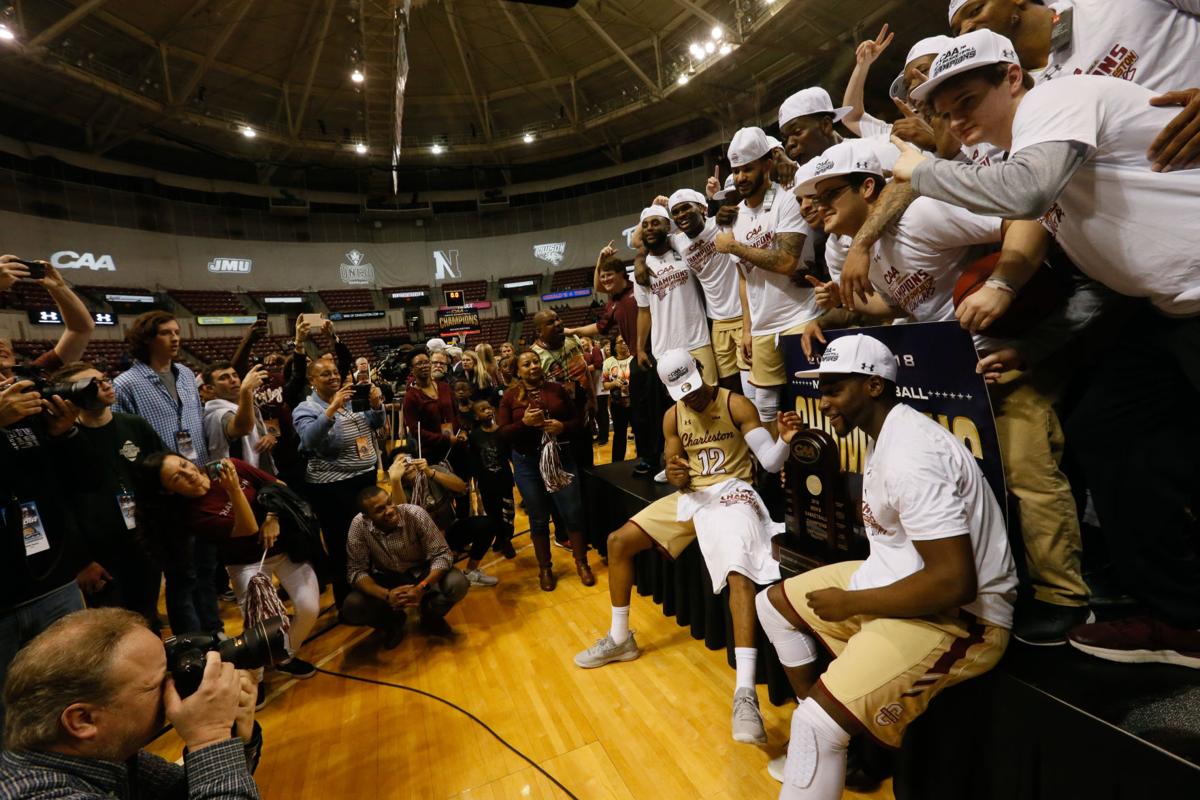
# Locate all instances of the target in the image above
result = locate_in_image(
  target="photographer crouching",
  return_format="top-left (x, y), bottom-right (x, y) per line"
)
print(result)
top-left (0, 608), bottom-right (263, 798)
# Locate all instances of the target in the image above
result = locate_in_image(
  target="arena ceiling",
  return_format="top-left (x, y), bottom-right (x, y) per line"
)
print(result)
top-left (0, 0), bottom-right (943, 197)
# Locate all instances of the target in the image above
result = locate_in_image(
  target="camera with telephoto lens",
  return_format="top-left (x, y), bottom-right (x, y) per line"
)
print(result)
top-left (164, 617), bottom-right (289, 697)
top-left (11, 365), bottom-right (106, 412)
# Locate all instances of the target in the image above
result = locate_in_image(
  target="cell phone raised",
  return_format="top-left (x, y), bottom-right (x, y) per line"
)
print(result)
top-left (205, 460), bottom-right (225, 481)
top-left (256, 312), bottom-right (268, 323)
top-left (13, 260), bottom-right (46, 280)
top-left (299, 312), bottom-right (325, 328)
top-left (350, 382), bottom-right (372, 412)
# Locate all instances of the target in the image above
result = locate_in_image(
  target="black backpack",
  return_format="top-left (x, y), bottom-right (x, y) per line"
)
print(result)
top-left (257, 483), bottom-right (325, 564)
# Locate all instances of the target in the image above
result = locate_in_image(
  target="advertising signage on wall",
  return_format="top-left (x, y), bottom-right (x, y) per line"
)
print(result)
top-left (208, 257), bottom-right (252, 274)
top-left (197, 315), bottom-right (258, 325)
top-left (437, 307), bottom-right (481, 337)
top-left (533, 242), bottom-right (566, 266)
top-left (339, 249), bottom-right (376, 285)
top-left (28, 309), bottom-right (117, 326)
top-left (262, 296), bottom-right (304, 304)
top-left (50, 251), bottom-right (116, 271)
top-left (328, 310), bottom-right (386, 321)
top-left (105, 293), bottom-right (154, 303)
top-left (541, 288), bottom-right (592, 302)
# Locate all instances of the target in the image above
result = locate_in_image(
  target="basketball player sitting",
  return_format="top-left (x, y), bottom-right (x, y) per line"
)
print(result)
top-left (574, 349), bottom-right (797, 745)
top-left (758, 334), bottom-right (1016, 799)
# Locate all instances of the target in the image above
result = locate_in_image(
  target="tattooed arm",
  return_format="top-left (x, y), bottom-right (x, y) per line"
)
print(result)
top-left (714, 230), bottom-right (806, 276)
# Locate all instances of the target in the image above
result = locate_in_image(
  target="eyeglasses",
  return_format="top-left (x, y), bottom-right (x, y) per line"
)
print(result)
top-left (812, 183), bottom-right (853, 209)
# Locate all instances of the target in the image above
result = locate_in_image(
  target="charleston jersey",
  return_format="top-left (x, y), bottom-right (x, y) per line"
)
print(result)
top-left (676, 387), bottom-right (753, 488)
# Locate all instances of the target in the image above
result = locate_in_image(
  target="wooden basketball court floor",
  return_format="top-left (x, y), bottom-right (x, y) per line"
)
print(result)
top-left (147, 439), bottom-right (893, 800)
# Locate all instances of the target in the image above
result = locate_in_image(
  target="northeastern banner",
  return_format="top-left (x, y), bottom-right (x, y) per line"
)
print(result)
top-left (779, 321), bottom-right (1005, 575)
top-left (437, 306), bottom-right (481, 337)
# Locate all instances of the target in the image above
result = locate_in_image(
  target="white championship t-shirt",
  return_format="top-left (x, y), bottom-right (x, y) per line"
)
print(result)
top-left (853, 403), bottom-right (1017, 629)
top-left (634, 249), bottom-right (712, 355)
top-left (825, 234), bottom-right (853, 283)
top-left (1036, 0), bottom-right (1200, 90)
top-left (871, 196), bottom-right (1003, 324)
top-left (670, 219), bottom-right (743, 321)
top-left (1011, 75), bottom-right (1200, 316)
top-left (732, 183), bottom-right (822, 335)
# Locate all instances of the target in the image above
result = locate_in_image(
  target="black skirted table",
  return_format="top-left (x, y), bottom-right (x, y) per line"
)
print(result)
top-left (587, 460), bottom-right (1200, 799)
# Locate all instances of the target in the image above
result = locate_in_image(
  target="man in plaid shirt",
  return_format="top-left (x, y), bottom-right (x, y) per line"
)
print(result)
top-left (342, 484), bottom-right (469, 648)
top-left (0, 609), bottom-right (262, 799)
top-left (112, 311), bottom-right (222, 636)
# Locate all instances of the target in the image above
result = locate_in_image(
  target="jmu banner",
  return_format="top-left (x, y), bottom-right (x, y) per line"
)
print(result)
top-left (781, 321), bottom-right (1006, 566)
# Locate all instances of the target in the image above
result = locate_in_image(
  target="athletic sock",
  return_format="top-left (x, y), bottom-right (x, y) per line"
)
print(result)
top-left (734, 647), bottom-right (758, 690)
top-left (740, 371), bottom-right (754, 401)
top-left (781, 697), bottom-right (850, 800)
top-left (609, 605), bottom-right (630, 644)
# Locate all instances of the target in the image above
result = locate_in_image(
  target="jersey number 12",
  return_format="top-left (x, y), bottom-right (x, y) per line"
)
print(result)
top-left (695, 447), bottom-right (727, 476)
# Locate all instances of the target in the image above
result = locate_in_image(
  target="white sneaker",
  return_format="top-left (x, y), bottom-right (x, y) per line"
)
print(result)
top-left (653, 469), bottom-right (668, 483)
top-left (732, 687), bottom-right (768, 744)
top-left (573, 632), bottom-right (641, 668)
top-left (767, 754), bottom-right (786, 783)
top-left (465, 568), bottom-right (499, 586)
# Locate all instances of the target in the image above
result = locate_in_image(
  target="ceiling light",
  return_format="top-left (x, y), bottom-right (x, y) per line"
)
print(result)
top-left (677, 74), bottom-right (689, 86)
top-left (704, 41), bottom-right (716, 54)
top-left (240, 126), bottom-right (256, 138)
top-left (0, 25), bottom-right (14, 41)
top-left (355, 142), bottom-right (367, 154)
top-left (351, 69), bottom-right (364, 83)
top-left (523, 132), bottom-right (534, 143)
top-left (711, 26), bottom-right (722, 40)
top-left (431, 143), bottom-right (443, 154)
top-left (719, 43), bottom-right (732, 56)
top-left (689, 43), bottom-right (704, 59)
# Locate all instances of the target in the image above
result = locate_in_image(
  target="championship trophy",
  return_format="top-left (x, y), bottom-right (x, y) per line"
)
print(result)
top-left (778, 427), bottom-right (859, 577)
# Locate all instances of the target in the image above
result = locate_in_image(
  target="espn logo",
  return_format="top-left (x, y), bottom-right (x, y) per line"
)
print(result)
top-left (208, 257), bottom-right (253, 273)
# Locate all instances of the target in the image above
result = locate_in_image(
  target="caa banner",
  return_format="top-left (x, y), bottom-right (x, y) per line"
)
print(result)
top-left (783, 320), bottom-right (1006, 530)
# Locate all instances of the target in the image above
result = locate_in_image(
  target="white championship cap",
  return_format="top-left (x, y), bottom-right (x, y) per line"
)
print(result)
top-left (910, 30), bottom-right (1020, 103)
top-left (889, 35), bottom-right (955, 99)
top-left (728, 127), bottom-right (774, 167)
top-left (794, 334), bottom-right (897, 381)
top-left (640, 205), bottom-right (670, 223)
top-left (795, 139), bottom-right (885, 196)
top-left (668, 188), bottom-right (707, 210)
top-left (425, 337), bottom-right (447, 353)
top-left (656, 348), bottom-right (705, 401)
top-left (948, 0), bottom-right (971, 26)
top-left (712, 174), bottom-right (737, 201)
top-left (778, 87), bottom-right (852, 130)
top-left (766, 134), bottom-right (784, 152)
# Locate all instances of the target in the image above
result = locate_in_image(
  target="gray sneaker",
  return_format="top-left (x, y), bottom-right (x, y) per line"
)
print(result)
top-left (465, 568), bottom-right (499, 586)
top-left (573, 632), bottom-right (641, 669)
top-left (732, 687), bottom-right (768, 744)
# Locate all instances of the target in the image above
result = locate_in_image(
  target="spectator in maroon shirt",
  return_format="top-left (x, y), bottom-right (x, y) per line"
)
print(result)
top-left (139, 454), bottom-right (319, 682)
top-left (497, 350), bottom-right (594, 592)
top-left (402, 348), bottom-right (464, 464)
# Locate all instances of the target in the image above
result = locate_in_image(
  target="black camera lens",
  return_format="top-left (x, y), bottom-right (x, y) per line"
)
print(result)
top-left (165, 616), bottom-right (289, 697)
top-left (44, 377), bottom-right (104, 412)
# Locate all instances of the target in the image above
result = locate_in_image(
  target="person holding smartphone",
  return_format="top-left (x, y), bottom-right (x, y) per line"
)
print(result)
top-left (0, 255), bottom-right (94, 381)
top-left (292, 356), bottom-right (384, 608)
top-left (137, 455), bottom-right (319, 686)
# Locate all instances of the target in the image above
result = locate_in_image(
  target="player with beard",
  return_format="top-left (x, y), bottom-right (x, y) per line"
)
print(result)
top-left (632, 206), bottom-right (718, 391)
top-left (659, 189), bottom-right (749, 395)
top-left (712, 127), bottom-right (820, 434)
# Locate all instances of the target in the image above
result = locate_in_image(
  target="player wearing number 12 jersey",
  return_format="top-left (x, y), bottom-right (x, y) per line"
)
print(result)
top-left (573, 349), bottom-right (798, 745)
